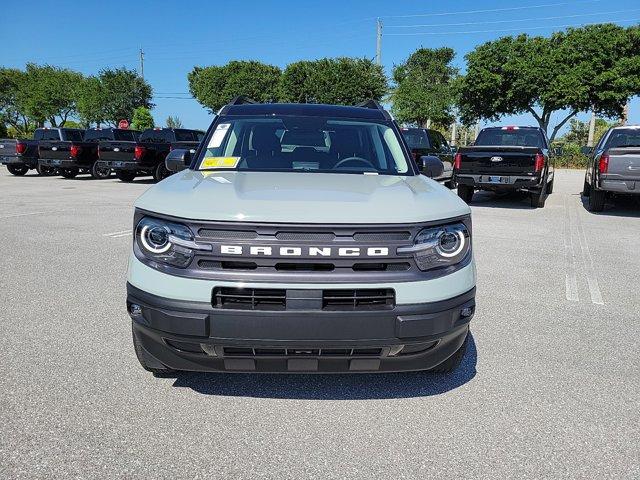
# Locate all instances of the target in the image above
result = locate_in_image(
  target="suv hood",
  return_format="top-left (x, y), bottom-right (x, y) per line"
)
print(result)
top-left (135, 170), bottom-right (470, 224)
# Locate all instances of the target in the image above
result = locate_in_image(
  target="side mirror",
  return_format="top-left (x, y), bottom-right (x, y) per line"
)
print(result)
top-left (420, 155), bottom-right (445, 179)
top-left (165, 148), bottom-right (191, 172)
top-left (580, 146), bottom-right (593, 155)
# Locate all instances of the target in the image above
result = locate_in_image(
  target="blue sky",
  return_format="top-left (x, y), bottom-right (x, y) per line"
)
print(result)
top-left (2, 0), bottom-right (639, 133)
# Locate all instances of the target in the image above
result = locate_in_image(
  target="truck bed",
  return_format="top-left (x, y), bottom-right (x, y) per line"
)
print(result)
top-left (456, 146), bottom-right (541, 175)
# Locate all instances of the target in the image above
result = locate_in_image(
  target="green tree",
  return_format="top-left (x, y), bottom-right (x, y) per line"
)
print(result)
top-left (166, 115), bottom-right (183, 128)
top-left (280, 57), bottom-right (387, 105)
top-left (131, 107), bottom-right (155, 130)
top-left (0, 68), bottom-right (32, 136)
top-left (458, 24), bottom-right (640, 141)
top-left (18, 64), bottom-right (83, 127)
top-left (77, 75), bottom-right (107, 127)
top-left (188, 61), bottom-right (281, 112)
top-left (97, 68), bottom-right (153, 125)
top-left (561, 118), bottom-right (615, 146)
top-left (391, 48), bottom-right (457, 127)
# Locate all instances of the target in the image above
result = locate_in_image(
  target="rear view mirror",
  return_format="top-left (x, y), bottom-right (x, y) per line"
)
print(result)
top-left (420, 156), bottom-right (445, 179)
top-left (165, 149), bottom-right (191, 172)
top-left (580, 146), bottom-right (593, 155)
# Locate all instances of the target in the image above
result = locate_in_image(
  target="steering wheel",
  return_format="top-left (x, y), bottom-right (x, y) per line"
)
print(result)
top-left (333, 157), bottom-right (376, 170)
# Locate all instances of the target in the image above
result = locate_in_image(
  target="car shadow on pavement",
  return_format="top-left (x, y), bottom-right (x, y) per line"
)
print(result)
top-left (467, 190), bottom-right (537, 210)
top-left (579, 194), bottom-right (640, 217)
top-left (169, 334), bottom-right (477, 399)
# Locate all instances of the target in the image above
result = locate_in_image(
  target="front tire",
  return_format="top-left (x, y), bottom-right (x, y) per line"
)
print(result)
top-left (90, 161), bottom-right (111, 179)
top-left (60, 167), bottom-right (79, 179)
top-left (6, 164), bottom-right (28, 176)
top-left (430, 334), bottom-right (468, 373)
top-left (116, 170), bottom-right (136, 182)
top-left (457, 184), bottom-right (474, 203)
top-left (588, 188), bottom-right (606, 212)
top-left (131, 323), bottom-right (175, 375)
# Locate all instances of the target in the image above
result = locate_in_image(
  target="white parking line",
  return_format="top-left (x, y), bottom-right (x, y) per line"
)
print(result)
top-left (103, 230), bottom-right (131, 238)
top-left (563, 196), bottom-right (579, 302)
top-left (574, 209), bottom-right (604, 306)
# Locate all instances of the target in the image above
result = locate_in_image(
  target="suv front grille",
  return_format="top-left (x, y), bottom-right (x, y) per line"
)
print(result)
top-left (323, 289), bottom-right (395, 311)
top-left (213, 287), bottom-right (286, 311)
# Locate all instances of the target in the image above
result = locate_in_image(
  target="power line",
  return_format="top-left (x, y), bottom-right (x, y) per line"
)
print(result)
top-left (384, 9), bottom-right (640, 28)
top-left (385, 17), bottom-right (640, 36)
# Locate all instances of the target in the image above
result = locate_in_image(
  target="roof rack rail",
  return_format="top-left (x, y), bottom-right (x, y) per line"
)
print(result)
top-left (356, 99), bottom-right (385, 111)
top-left (228, 96), bottom-right (257, 106)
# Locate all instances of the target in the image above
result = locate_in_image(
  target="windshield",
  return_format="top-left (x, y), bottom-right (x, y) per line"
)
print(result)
top-left (475, 128), bottom-right (545, 148)
top-left (401, 128), bottom-right (430, 149)
top-left (197, 116), bottom-right (410, 175)
top-left (606, 129), bottom-right (640, 148)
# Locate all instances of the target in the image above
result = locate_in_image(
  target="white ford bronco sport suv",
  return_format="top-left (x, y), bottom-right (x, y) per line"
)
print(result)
top-left (127, 98), bottom-right (477, 375)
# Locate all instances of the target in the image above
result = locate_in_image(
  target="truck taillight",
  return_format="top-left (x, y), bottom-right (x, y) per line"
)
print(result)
top-left (599, 153), bottom-right (610, 174)
top-left (16, 142), bottom-right (27, 154)
top-left (454, 153), bottom-right (462, 170)
top-left (134, 146), bottom-right (145, 161)
top-left (70, 145), bottom-right (81, 158)
top-left (534, 153), bottom-right (545, 172)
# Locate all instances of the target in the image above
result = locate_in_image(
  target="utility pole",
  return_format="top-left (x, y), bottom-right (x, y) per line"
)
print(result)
top-left (621, 101), bottom-right (629, 125)
top-left (375, 18), bottom-right (382, 66)
top-left (587, 112), bottom-right (596, 147)
top-left (139, 48), bottom-right (145, 79)
top-left (451, 121), bottom-right (457, 146)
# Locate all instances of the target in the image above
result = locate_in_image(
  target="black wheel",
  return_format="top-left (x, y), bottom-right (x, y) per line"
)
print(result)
top-left (60, 168), bottom-right (79, 179)
top-left (444, 179), bottom-right (456, 189)
top-left (530, 190), bottom-right (546, 208)
top-left (36, 163), bottom-right (54, 176)
top-left (457, 184), bottom-right (474, 203)
top-left (6, 164), bottom-right (28, 176)
top-left (430, 334), bottom-right (468, 373)
top-left (90, 161), bottom-right (111, 179)
top-left (546, 177), bottom-right (554, 194)
top-left (588, 188), bottom-right (605, 212)
top-left (153, 161), bottom-right (170, 182)
top-left (116, 170), bottom-right (136, 182)
top-left (131, 323), bottom-right (175, 375)
top-left (583, 178), bottom-right (591, 197)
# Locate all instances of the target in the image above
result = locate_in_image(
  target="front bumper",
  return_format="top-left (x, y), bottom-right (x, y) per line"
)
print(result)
top-left (128, 283), bottom-right (475, 373)
top-left (456, 173), bottom-right (541, 191)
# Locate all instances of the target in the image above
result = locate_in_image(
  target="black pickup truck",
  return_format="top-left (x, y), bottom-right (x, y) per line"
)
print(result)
top-left (39, 127), bottom-right (140, 179)
top-left (400, 127), bottom-right (455, 187)
top-left (583, 126), bottom-right (640, 212)
top-left (99, 128), bottom-right (204, 182)
top-left (454, 126), bottom-right (554, 208)
top-left (0, 128), bottom-right (84, 176)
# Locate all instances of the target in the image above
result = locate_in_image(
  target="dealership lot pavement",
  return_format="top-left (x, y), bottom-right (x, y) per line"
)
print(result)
top-left (0, 169), bottom-right (638, 479)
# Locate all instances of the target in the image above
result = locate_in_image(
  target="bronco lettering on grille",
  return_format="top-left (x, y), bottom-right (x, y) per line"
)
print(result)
top-left (219, 245), bottom-right (389, 257)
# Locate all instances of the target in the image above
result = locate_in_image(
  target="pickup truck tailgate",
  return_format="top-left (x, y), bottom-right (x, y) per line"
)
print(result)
top-left (38, 141), bottom-right (73, 160)
top-left (606, 148), bottom-right (640, 181)
top-left (458, 146), bottom-right (540, 174)
top-left (0, 139), bottom-right (18, 159)
top-left (99, 141), bottom-right (136, 161)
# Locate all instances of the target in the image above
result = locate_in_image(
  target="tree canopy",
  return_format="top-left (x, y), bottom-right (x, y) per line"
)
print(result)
top-left (279, 58), bottom-right (387, 105)
top-left (166, 115), bottom-right (183, 128)
top-left (458, 24), bottom-right (640, 141)
top-left (0, 67), bottom-right (33, 136)
top-left (391, 48), bottom-right (458, 128)
top-left (131, 107), bottom-right (155, 130)
top-left (188, 61), bottom-right (281, 112)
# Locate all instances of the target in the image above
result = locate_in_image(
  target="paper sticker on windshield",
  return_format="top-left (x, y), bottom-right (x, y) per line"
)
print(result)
top-left (201, 156), bottom-right (240, 169)
top-left (208, 123), bottom-right (231, 148)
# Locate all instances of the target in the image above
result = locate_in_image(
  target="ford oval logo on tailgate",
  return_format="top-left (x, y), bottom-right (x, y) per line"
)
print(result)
top-left (490, 156), bottom-right (503, 162)
top-left (114, 148), bottom-right (120, 152)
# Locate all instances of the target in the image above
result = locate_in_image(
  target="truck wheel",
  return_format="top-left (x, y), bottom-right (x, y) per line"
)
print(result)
top-left (60, 168), bottom-right (79, 179)
top-left (131, 323), bottom-right (175, 375)
top-left (530, 190), bottom-right (546, 208)
top-left (116, 171), bottom-right (136, 182)
top-left (6, 164), bottom-right (28, 176)
top-left (91, 161), bottom-right (111, 179)
top-left (457, 184), bottom-right (474, 203)
top-left (588, 189), bottom-right (605, 212)
top-left (430, 334), bottom-right (468, 373)
top-left (153, 162), bottom-right (170, 182)
top-left (444, 179), bottom-right (456, 189)
top-left (36, 163), bottom-right (54, 176)
top-left (582, 179), bottom-right (591, 197)
top-left (546, 178), bottom-right (554, 194)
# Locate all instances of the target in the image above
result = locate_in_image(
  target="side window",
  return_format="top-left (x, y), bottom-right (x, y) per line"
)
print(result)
top-left (139, 130), bottom-right (154, 143)
top-left (34, 130), bottom-right (44, 141)
top-left (427, 131), bottom-right (445, 151)
top-left (41, 129), bottom-right (60, 141)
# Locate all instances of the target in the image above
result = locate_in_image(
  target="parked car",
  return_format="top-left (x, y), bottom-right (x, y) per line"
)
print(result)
top-left (400, 127), bottom-right (455, 188)
top-left (38, 127), bottom-right (140, 179)
top-left (454, 126), bottom-right (554, 208)
top-left (127, 98), bottom-right (476, 376)
top-left (582, 125), bottom-right (640, 212)
top-left (0, 128), bottom-right (84, 176)
top-left (99, 128), bottom-right (204, 182)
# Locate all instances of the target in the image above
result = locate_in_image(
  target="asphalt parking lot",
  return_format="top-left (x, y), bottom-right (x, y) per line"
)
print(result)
top-left (0, 169), bottom-right (638, 479)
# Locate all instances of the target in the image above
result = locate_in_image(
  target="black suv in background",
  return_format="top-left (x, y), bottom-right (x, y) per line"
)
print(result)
top-left (0, 128), bottom-right (84, 176)
top-left (99, 128), bottom-right (204, 182)
top-left (400, 127), bottom-right (455, 187)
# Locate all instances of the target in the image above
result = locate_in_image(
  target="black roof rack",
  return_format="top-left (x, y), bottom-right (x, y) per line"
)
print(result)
top-left (356, 99), bottom-right (385, 111)
top-left (218, 96), bottom-right (258, 115)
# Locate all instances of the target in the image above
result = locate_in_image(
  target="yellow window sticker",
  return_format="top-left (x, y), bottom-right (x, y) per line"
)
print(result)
top-left (201, 156), bottom-right (240, 169)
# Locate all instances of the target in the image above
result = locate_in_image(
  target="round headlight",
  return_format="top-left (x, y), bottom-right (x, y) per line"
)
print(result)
top-left (139, 224), bottom-right (171, 254)
top-left (436, 230), bottom-right (465, 257)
